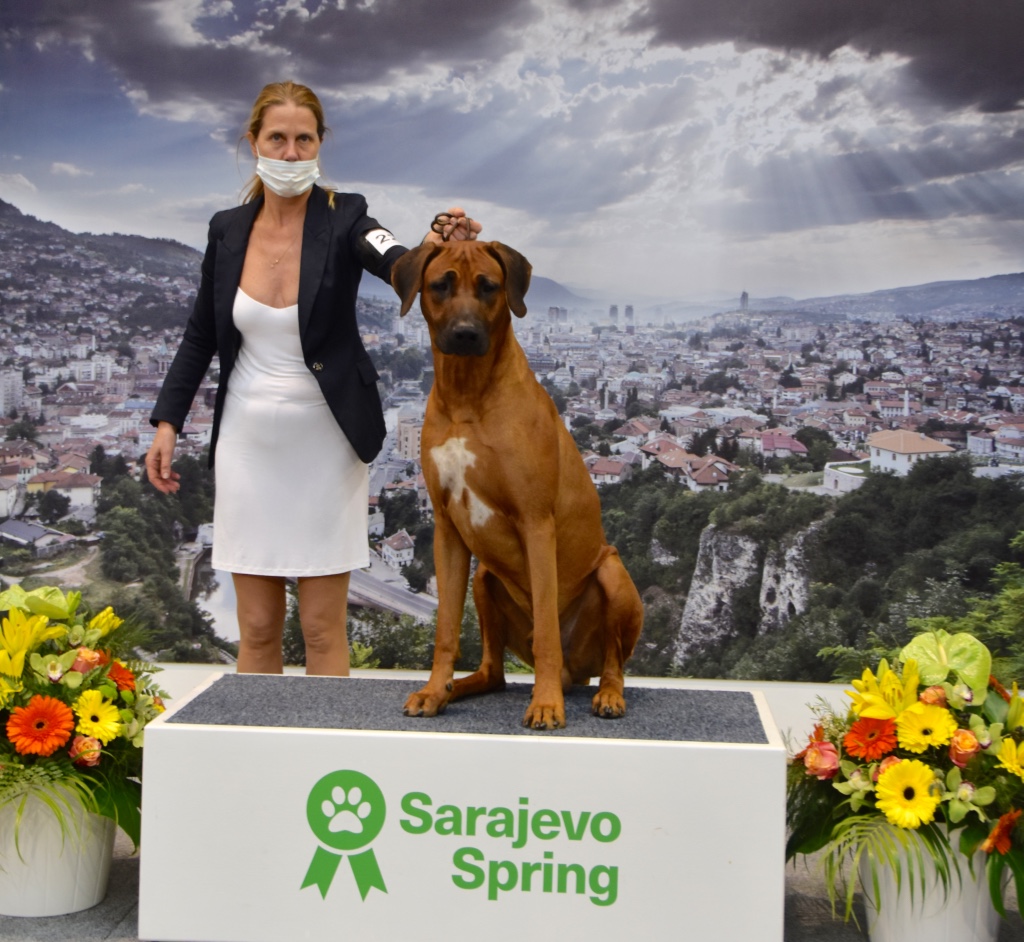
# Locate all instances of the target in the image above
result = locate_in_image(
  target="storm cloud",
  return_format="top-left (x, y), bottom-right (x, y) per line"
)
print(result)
top-left (2, 0), bottom-right (1021, 299)
top-left (629, 0), bottom-right (1024, 112)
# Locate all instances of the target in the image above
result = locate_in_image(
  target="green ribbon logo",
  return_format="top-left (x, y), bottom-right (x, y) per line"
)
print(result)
top-left (302, 770), bottom-right (387, 901)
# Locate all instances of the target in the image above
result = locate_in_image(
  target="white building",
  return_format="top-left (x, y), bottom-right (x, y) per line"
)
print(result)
top-left (867, 430), bottom-right (955, 476)
top-left (381, 529), bottom-right (415, 569)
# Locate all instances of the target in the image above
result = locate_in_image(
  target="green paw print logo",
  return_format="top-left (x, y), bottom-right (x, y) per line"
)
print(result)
top-left (302, 771), bottom-right (387, 900)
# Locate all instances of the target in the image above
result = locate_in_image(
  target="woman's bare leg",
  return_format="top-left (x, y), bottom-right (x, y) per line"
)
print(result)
top-left (232, 573), bottom-right (287, 673)
top-left (297, 572), bottom-right (352, 676)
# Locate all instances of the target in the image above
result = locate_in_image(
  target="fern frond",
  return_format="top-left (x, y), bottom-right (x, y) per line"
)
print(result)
top-left (822, 817), bottom-right (960, 924)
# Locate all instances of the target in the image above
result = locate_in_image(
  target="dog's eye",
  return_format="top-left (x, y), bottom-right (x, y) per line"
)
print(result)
top-left (428, 272), bottom-right (455, 296)
top-left (477, 276), bottom-right (499, 295)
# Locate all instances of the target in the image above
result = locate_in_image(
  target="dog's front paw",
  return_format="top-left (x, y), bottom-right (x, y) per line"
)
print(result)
top-left (591, 688), bottom-right (626, 719)
top-left (403, 687), bottom-right (450, 718)
top-left (522, 700), bottom-right (565, 730)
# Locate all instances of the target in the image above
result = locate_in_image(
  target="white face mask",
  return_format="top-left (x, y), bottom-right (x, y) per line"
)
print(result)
top-left (255, 149), bottom-right (320, 198)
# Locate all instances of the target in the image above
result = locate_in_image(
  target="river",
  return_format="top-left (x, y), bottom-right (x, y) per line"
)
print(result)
top-left (191, 558), bottom-right (240, 642)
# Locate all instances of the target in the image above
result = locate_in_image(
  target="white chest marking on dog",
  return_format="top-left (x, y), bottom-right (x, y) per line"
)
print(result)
top-left (430, 437), bottom-right (494, 527)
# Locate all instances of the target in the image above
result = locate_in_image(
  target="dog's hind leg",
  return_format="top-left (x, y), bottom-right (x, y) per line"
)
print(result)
top-left (591, 549), bottom-right (644, 719)
top-left (451, 564), bottom-right (513, 700)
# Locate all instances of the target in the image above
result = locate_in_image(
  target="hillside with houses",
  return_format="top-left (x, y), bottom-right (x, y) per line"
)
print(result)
top-left (2, 198), bottom-right (1024, 677)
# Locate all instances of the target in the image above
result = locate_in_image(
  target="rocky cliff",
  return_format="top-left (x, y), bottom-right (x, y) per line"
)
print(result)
top-left (671, 521), bottom-right (819, 668)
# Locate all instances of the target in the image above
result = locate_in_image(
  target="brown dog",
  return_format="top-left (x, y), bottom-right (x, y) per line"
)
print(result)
top-left (391, 241), bottom-right (643, 729)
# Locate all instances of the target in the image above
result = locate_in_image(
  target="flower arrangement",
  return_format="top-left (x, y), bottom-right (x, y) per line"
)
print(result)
top-left (787, 628), bottom-right (1024, 920)
top-left (0, 584), bottom-right (167, 851)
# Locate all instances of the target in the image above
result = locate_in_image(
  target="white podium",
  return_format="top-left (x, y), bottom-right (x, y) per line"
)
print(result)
top-left (138, 674), bottom-right (786, 942)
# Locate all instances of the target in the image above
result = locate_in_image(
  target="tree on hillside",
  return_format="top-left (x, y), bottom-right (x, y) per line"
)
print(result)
top-left (793, 427), bottom-right (835, 471)
top-left (98, 506), bottom-right (177, 582)
top-left (38, 489), bottom-right (70, 524)
top-left (5, 417), bottom-right (39, 442)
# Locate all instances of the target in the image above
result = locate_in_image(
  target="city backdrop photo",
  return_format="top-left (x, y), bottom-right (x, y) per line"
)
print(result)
top-left (1, 0), bottom-right (1023, 682)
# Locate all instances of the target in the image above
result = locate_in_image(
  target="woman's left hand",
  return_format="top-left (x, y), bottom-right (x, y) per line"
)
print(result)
top-left (423, 206), bottom-right (482, 244)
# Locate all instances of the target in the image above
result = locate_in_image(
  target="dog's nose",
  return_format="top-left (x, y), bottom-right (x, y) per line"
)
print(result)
top-left (439, 319), bottom-right (490, 356)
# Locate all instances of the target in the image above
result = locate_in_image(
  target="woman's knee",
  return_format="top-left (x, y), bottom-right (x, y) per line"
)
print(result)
top-left (300, 616), bottom-right (346, 656)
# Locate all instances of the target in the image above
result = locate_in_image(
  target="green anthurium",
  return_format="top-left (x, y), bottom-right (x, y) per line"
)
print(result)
top-left (20, 585), bottom-right (74, 620)
top-left (901, 629), bottom-right (992, 703)
top-left (0, 584), bottom-right (29, 612)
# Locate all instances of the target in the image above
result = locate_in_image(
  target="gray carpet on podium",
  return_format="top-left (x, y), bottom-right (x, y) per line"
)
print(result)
top-left (167, 674), bottom-right (769, 743)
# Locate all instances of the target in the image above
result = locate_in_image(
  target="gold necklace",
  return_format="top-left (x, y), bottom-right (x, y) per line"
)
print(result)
top-left (268, 233), bottom-right (299, 268)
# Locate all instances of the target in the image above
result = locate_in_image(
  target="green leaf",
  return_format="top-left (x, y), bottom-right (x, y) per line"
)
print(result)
top-left (901, 630), bottom-right (992, 702)
top-left (85, 769), bottom-right (142, 851)
top-left (982, 689), bottom-right (1009, 725)
top-left (959, 820), bottom-right (988, 857)
top-left (1002, 845), bottom-right (1024, 920)
top-left (989, 856), bottom-right (1009, 918)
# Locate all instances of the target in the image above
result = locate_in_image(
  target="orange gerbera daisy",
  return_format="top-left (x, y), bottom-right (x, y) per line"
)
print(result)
top-left (6, 694), bottom-right (75, 756)
top-left (843, 716), bottom-right (898, 761)
top-left (982, 809), bottom-right (1022, 855)
top-left (106, 659), bottom-right (136, 692)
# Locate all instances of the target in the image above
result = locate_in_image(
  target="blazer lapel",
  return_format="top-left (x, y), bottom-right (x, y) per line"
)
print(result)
top-left (214, 198), bottom-right (261, 330)
top-left (298, 186), bottom-right (332, 339)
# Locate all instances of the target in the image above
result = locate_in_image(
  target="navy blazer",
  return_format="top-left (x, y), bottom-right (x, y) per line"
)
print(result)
top-left (150, 186), bottom-right (405, 465)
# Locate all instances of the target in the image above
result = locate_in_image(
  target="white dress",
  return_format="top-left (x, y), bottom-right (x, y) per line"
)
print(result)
top-left (211, 287), bottom-right (369, 576)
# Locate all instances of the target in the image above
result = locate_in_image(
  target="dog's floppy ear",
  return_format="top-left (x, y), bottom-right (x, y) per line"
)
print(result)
top-left (391, 243), bottom-right (441, 317)
top-left (486, 242), bottom-right (532, 318)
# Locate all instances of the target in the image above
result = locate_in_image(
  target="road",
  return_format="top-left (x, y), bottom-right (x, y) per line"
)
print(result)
top-left (349, 559), bottom-right (437, 621)
top-left (16, 545), bottom-right (100, 588)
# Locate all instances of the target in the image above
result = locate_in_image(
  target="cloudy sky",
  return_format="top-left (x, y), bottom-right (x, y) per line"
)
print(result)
top-left (2, 0), bottom-right (1022, 306)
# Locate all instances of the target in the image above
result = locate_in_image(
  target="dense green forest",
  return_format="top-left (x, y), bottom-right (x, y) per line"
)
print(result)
top-left (84, 447), bottom-right (231, 663)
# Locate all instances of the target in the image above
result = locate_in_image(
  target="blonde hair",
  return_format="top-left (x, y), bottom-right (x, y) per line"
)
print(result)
top-left (240, 81), bottom-right (334, 205)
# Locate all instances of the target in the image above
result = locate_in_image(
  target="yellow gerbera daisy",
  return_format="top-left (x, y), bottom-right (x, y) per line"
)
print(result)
top-left (875, 758), bottom-right (942, 829)
top-left (896, 702), bottom-right (958, 753)
top-left (73, 690), bottom-right (123, 745)
top-left (0, 608), bottom-right (64, 678)
top-left (848, 658), bottom-right (920, 719)
top-left (997, 738), bottom-right (1024, 782)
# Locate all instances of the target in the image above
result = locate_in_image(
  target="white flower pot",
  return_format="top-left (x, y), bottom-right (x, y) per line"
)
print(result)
top-left (0, 790), bottom-right (116, 917)
top-left (859, 848), bottom-right (1001, 942)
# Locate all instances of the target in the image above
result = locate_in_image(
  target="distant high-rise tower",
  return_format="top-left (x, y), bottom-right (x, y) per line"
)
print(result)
top-left (740, 291), bottom-right (749, 312)
top-left (548, 306), bottom-right (560, 324)
top-left (609, 305), bottom-right (619, 325)
top-left (624, 305), bottom-right (634, 323)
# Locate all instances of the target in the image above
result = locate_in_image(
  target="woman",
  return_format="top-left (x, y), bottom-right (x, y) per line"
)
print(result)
top-left (145, 81), bottom-right (479, 676)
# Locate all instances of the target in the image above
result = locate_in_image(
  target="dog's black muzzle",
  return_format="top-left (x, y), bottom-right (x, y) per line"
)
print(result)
top-left (436, 318), bottom-right (491, 357)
